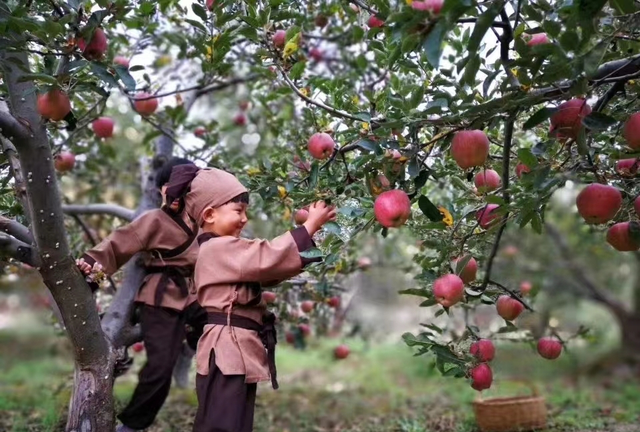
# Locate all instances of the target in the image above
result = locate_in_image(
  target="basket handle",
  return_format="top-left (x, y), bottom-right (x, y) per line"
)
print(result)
top-left (473, 378), bottom-right (540, 401)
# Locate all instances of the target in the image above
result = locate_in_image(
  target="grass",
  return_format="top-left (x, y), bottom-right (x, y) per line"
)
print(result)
top-left (0, 328), bottom-right (638, 432)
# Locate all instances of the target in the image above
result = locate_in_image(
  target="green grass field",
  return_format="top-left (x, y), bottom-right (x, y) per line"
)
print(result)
top-left (0, 326), bottom-right (638, 432)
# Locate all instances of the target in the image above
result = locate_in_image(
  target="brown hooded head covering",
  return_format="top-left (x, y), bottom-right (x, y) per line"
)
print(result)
top-left (165, 165), bottom-right (248, 226)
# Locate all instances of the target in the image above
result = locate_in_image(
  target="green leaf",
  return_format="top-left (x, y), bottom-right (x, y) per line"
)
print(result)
top-left (414, 170), bottom-right (429, 190)
top-left (407, 158), bottom-right (419, 178)
top-left (113, 65), bottom-right (136, 92)
top-left (398, 288), bottom-right (432, 297)
top-left (90, 63), bottom-right (118, 87)
top-left (454, 255), bottom-right (472, 276)
top-left (422, 21), bottom-right (447, 69)
top-left (17, 73), bottom-right (58, 85)
top-left (582, 39), bottom-right (609, 77)
top-left (610, 0), bottom-right (636, 13)
top-left (289, 61), bottom-right (306, 80)
top-left (523, 107), bottom-right (556, 130)
top-left (353, 112), bottom-right (371, 122)
top-left (421, 323), bottom-right (443, 334)
top-left (530, 212), bottom-right (543, 234)
top-left (462, 54), bottom-right (481, 87)
top-left (418, 195), bottom-right (442, 222)
top-left (300, 248), bottom-right (323, 259)
top-left (409, 85), bottom-right (425, 109)
top-left (559, 31), bottom-right (580, 52)
top-left (466, 0), bottom-right (504, 58)
top-left (322, 221), bottom-right (342, 236)
top-left (129, 65), bottom-right (145, 72)
top-left (191, 3), bottom-right (208, 21)
top-left (576, 126), bottom-right (589, 156)
top-left (517, 148), bottom-right (538, 168)
top-left (356, 139), bottom-right (378, 152)
top-left (309, 163), bottom-right (319, 189)
top-left (582, 112), bottom-right (618, 131)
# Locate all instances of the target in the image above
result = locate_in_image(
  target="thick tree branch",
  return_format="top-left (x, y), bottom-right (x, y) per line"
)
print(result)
top-left (545, 222), bottom-right (628, 315)
top-left (0, 233), bottom-right (39, 267)
top-left (0, 110), bottom-right (30, 142)
top-left (62, 204), bottom-right (134, 221)
top-left (594, 81), bottom-right (627, 112)
top-left (1, 136), bottom-right (32, 217)
top-left (0, 215), bottom-right (33, 244)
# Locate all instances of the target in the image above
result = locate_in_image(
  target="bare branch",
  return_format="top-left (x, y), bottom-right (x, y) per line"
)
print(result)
top-left (488, 279), bottom-right (534, 311)
top-left (62, 204), bottom-right (134, 221)
top-left (0, 233), bottom-right (39, 267)
top-left (0, 215), bottom-right (33, 244)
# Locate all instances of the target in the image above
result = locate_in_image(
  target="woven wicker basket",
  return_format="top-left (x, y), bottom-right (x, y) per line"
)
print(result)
top-left (472, 385), bottom-right (547, 432)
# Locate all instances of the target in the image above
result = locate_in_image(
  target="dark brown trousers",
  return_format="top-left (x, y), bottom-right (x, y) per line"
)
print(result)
top-left (118, 302), bottom-right (207, 430)
top-left (193, 350), bottom-right (257, 432)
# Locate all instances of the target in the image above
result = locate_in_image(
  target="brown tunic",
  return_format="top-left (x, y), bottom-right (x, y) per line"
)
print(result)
top-left (82, 208), bottom-right (199, 311)
top-left (194, 226), bottom-right (317, 383)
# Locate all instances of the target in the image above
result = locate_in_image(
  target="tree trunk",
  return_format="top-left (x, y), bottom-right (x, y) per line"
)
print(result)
top-left (616, 312), bottom-right (640, 364)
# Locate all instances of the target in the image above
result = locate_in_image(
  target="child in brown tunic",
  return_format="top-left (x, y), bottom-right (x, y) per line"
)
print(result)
top-left (164, 165), bottom-right (336, 432)
top-left (76, 158), bottom-right (207, 432)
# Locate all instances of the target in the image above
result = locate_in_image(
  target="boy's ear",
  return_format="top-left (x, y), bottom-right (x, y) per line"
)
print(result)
top-left (202, 206), bottom-right (216, 224)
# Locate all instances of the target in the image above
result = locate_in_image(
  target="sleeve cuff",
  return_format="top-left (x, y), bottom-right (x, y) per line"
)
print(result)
top-left (81, 253), bottom-right (97, 267)
top-left (290, 226), bottom-right (322, 267)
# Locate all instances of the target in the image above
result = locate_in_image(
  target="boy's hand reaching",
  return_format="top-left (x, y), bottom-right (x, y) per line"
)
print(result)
top-left (303, 201), bottom-right (337, 237)
top-left (75, 258), bottom-right (106, 284)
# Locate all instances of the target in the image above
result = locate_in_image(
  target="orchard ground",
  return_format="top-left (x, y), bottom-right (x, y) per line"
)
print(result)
top-left (1, 312), bottom-right (638, 432)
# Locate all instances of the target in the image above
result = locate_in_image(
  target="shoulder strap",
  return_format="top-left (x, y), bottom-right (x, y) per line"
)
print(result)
top-left (152, 210), bottom-right (199, 259)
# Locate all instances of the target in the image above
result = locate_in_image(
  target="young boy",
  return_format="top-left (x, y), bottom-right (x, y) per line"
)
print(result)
top-left (76, 157), bottom-right (207, 432)
top-left (164, 165), bottom-right (336, 432)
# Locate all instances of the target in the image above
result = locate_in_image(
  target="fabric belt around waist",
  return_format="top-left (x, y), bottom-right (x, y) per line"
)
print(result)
top-left (145, 265), bottom-right (193, 307)
top-left (207, 311), bottom-right (279, 390)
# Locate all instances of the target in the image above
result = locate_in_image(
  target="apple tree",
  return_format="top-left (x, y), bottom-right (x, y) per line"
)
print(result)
top-left (1, 0), bottom-right (640, 429)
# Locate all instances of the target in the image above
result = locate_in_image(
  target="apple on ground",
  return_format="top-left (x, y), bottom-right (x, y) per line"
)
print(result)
top-left (334, 344), bottom-right (350, 360)
top-left (373, 189), bottom-right (411, 228)
top-left (433, 274), bottom-right (464, 307)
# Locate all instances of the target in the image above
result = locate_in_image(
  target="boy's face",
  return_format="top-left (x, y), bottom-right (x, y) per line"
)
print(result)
top-left (202, 201), bottom-right (248, 237)
top-left (160, 185), bottom-right (180, 211)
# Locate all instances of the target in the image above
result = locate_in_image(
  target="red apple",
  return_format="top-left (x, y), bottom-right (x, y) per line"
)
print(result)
top-left (476, 204), bottom-right (500, 229)
top-left (496, 295), bottom-right (524, 321)
top-left (502, 245), bottom-right (519, 257)
top-left (92, 116), bottom-right (114, 138)
top-left (113, 55), bottom-right (130, 68)
top-left (474, 169), bottom-right (501, 192)
top-left (334, 344), bottom-right (350, 360)
top-left (301, 300), bottom-right (314, 313)
top-left (453, 256), bottom-right (477, 284)
top-left (294, 209), bottom-right (309, 225)
top-left (273, 30), bottom-right (286, 48)
top-left (285, 331), bottom-right (295, 344)
top-left (37, 89), bottom-right (71, 121)
top-left (519, 280), bottom-right (533, 296)
top-left (373, 189), bottom-right (412, 228)
top-left (78, 27), bottom-right (108, 60)
top-left (623, 112), bottom-right (640, 150)
top-left (615, 158), bottom-right (639, 176)
top-left (134, 92), bottom-right (158, 116)
top-left (307, 132), bottom-right (335, 159)
top-left (527, 33), bottom-right (550, 46)
top-left (238, 100), bottom-right (250, 111)
top-left (607, 222), bottom-right (640, 252)
top-left (194, 126), bottom-right (207, 137)
top-left (309, 47), bottom-right (323, 62)
top-left (357, 257), bottom-right (372, 270)
top-left (635, 196), bottom-right (640, 217)
top-left (132, 342), bottom-right (144, 353)
top-left (515, 163), bottom-right (531, 178)
top-left (549, 98), bottom-right (592, 140)
top-left (367, 16), bottom-right (384, 28)
top-left (470, 363), bottom-right (493, 391)
top-left (262, 291), bottom-right (276, 303)
top-left (327, 296), bottom-right (340, 308)
top-left (233, 112), bottom-right (247, 126)
top-left (350, 4), bottom-right (360, 12)
top-left (206, 0), bottom-right (215, 10)
top-left (411, 0), bottom-right (443, 15)
top-left (298, 323), bottom-right (311, 336)
top-left (470, 339), bottom-right (495, 362)
top-left (433, 274), bottom-right (464, 307)
top-left (537, 337), bottom-right (562, 360)
top-left (450, 130), bottom-right (490, 169)
top-left (575, 183), bottom-right (622, 224)
top-left (54, 151), bottom-right (76, 172)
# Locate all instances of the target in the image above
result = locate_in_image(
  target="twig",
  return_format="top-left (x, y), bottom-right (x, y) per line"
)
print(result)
top-left (0, 215), bottom-right (33, 244)
top-left (488, 279), bottom-right (534, 311)
top-left (458, 18), bottom-right (510, 28)
top-left (0, 111), bottom-right (30, 143)
top-left (62, 204), bottom-right (134, 221)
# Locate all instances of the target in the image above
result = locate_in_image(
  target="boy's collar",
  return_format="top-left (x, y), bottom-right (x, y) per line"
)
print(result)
top-left (197, 232), bottom-right (219, 245)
